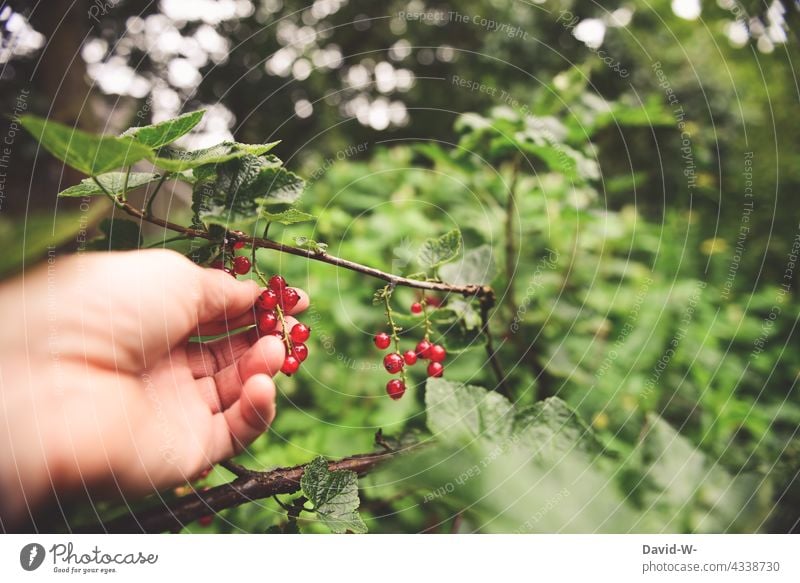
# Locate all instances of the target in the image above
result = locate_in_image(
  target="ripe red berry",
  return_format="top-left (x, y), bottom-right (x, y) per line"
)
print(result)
top-left (386, 379), bottom-right (406, 400)
top-left (268, 274), bottom-right (287, 291)
top-left (280, 287), bottom-right (300, 310)
top-left (233, 256), bottom-right (251, 275)
top-left (233, 241), bottom-right (246, 250)
top-left (257, 310), bottom-right (278, 334)
top-left (403, 349), bottom-right (418, 366)
top-left (198, 515), bottom-right (213, 527)
top-left (415, 339), bottom-right (432, 359)
top-left (411, 302), bottom-right (423, 314)
top-left (290, 323), bottom-right (310, 343)
top-left (383, 352), bottom-right (404, 374)
top-left (374, 332), bottom-right (391, 350)
top-left (292, 342), bottom-right (309, 362)
top-left (429, 344), bottom-right (447, 363)
top-left (210, 260), bottom-right (225, 270)
top-left (257, 288), bottom-right (279, 310)
top-left (427, 361), bottom-right (444, 377)
top-left (281, 355), bottom-right (300, 375)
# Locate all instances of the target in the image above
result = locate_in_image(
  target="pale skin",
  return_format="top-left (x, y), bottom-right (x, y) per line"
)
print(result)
top-left (0, 249), bottom-right (308, 529)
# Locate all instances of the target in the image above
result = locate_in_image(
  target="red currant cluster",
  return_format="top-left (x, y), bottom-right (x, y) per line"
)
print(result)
top-left (374, 302), bottom-right (447, 401)
top-left (255, 275), bottom-right (311, 376)
top-left (210, 240), bottom-right (251, 276)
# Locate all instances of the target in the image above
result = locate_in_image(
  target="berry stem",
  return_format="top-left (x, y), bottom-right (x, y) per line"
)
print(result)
top-left (381, 285), bottom-right (407, 385)
top-left (274, 301), bottom-right (294, 354)
top-left (420, 290), bottom-right (433, 340)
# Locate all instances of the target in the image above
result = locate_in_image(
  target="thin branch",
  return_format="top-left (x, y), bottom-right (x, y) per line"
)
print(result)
top-left (503, 157), bottom-right (521, 316)
top-left (219, 460), bottom-right (256, 478)
top-left (480, 294), bottom-right (510, 398)
top-left (115, 198), bottom-right (493, 299)
top-left (143, 174), bottom-right (168, 217)
top-left (81, 449), bottom-right (400, 533)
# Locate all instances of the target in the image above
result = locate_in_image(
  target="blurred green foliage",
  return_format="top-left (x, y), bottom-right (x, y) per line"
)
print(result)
top-left (3, 0), bottom-right (799, 533)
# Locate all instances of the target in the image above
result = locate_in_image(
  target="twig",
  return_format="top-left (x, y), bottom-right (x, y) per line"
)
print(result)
top-left (479, 294), bottom-right (510, 398)
top-left (503, 157), bottom-right (521, 316)
top-left (143, 174), bottom-right (168, 217)
top-left (114, 198), bottom-right (493, 299)
top-left (219, 460), bottom-right (255, 478)
top-left (81, 449), bottom-right (400, 533)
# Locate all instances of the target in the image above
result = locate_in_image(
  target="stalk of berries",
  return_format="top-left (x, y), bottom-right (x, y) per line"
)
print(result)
top-left (210, 238), bottom-right (251, 277)
top-left (254, 273), bottom-right (311, 376)
top-left (411, 291), bottom-right (446, 377)
top-left (374, 287), bottom-right (447, 400)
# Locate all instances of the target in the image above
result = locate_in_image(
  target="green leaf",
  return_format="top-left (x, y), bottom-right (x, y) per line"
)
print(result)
top-left (20, 115), bottom-right (153, 175)
top-left (192, 154), bottom-right (303, 232)
top-left (300, 457), bottom-right (367, 534)
top-left (633, 416), bottom-right (771, 532)
top-left (425, 377), bottom-right (514, 444)
top-left (294, 236), bottom-right (328, 254)
top-left (260, 208), bottom-right (316, 225)
top-left (418, 229), bottom-right (462, 268)
top-left (58, 172), bottom-right (161, 198)
top-left (512, 398), bottom-right (605, 457)
top-left (151, 141), bottom-right (279, 172)
top-left (87, 218), bottom-right (142, 251)
top-left (425, 377), bottom-right (603, 456)
top-left (121, 110), bottom-right (205, 148)
top-left (439, 244), bottom-right (497, 286)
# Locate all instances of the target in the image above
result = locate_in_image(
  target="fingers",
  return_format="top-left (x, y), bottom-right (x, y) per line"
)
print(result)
top-left (186, 328), bottom-right (259, 378)
top-left (190, 330), bottom-right (288, 412)
top-left (186, 314), bottom-right (302, 379)
top-left (211, 373), bottom-right (277, 459)
top-left (194, 267), bottom-right (262, 328)
top-left (208, 335), bottom-right (285, 411)
top-left (195, 286), bottom-right (309, 336)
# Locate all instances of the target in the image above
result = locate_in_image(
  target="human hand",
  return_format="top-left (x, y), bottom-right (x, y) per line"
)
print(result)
top-left (0, 250), bottom-right (307, 528)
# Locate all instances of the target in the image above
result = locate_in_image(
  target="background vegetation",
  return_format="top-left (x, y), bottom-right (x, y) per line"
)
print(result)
top-left (1, 0), bottom-right (798, 533)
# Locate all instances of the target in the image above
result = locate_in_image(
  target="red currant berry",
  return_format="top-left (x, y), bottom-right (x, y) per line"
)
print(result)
top-left (415, 339), bottom-right (432, 359)
top-left (256, 288), bottom-right (279, 311)
top-left (411, 302), bottom-right (423, 314)
top-left (290, 323), bottom-right (311, 343)
top-left (293, 342), bottom-right (309, 362)
top-left (403, 349), bottom-right (418, 366)
top-left (383, 352), bottom-right (404, 374)
top-left (281, 355), bottom-right (300, 375)
top-left (427, 361), bottom-right (444, 377)
top-left (429, 344), bottom-right (447, 363)
top-left (386, 379), bottom-right (406, 400)
top-left (257, 310), bottom-right (278, 334)
top-left (233, 256), bottom-right (251, 275)
top-left (210, 260), bottom-right (225, 270)
top-left (198, 515), bottom-right (213, 527)
top-left (374, 332), bottom-right (391, 350)
top-left (233, 241), bottom-right (246, 250)
top-left (280, 287), bottom-right (300, 310)
top-left (268, 274), bottom-right (287, 291)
